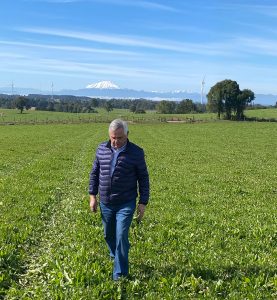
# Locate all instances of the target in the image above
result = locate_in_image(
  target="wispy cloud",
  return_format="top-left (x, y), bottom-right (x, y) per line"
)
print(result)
top-left (217, 2), bottom-right (277, 17)
top-left (0, 52), bottom-right (26, 59)
top-left (235, 37), bottom-right (277, 57)
top-left (18, 27), bottom-right (237, 56)
top-left (0, 40), bottom-right (139, 56)
top-left (25, 0), bottom-right (179, 12)
top-left (24, 0), bottom-right (83, 3)
top-left (1, 54), bottom-right (173, 80)
top-left (239, 3), bottom-right (277, 16)
top-left (121, 0), bottom-right (179, 12)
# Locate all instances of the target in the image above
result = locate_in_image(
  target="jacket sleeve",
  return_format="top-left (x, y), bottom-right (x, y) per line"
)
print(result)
top-left (88, 152), bottom-right (100, 195)
top-left (136, 150), bottom-right (150, 205)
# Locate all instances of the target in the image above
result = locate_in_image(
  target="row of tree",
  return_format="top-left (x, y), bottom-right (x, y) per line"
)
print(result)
top-left (156, 99), bottom-right (206, 114)
top-left (0, 94), bottom-right (160, 113)
top-left (0, 79), bottom-right (260, 119)
top-left (0, 94), bottom-right (204, 114)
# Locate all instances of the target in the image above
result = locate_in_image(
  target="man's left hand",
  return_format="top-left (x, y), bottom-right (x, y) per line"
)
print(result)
top-left (137, 204), bottom-right (146, 222)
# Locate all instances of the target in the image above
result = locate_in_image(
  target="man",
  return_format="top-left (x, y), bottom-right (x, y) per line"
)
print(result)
top-left (89, 119), bottom-right (150, 281)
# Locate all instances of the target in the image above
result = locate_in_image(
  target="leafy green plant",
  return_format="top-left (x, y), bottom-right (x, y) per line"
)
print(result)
top-left (1, 121), bottom-right (276, 299)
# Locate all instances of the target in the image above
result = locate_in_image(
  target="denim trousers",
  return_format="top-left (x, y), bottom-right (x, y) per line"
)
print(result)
top-left (100, 200), bottom-right (136, 280)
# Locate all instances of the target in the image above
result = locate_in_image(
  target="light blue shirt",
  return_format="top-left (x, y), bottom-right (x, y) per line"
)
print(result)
top-left (110, 144), bottom-right (127, 176)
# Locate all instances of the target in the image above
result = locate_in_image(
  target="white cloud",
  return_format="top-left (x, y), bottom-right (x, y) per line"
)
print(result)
top-left (25, 0), bottom-right (179, 12)
top-left (18, 27), bottom-right (238, 56)
top-left (24, 0), bottom-right (83, 3)
top-left (1, 54), bottom-right (173, 80)
top-left (234, 37), bottom-right (277, 57)
top-left (0, 40), bottom-right (138, 56)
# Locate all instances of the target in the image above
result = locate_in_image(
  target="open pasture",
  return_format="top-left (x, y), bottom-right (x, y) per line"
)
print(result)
top-left (1, 108), bottom-right (277, 126)
top-left (0, 108), bottom-right (217, 124)
top-left (0, 121), bottom-right (276, 299)
top-left (244, 108), bottom-right (277, 120)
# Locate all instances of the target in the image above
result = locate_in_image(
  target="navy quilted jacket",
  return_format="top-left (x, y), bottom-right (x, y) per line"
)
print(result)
top-left (89, 139), bottom-right (149, 205)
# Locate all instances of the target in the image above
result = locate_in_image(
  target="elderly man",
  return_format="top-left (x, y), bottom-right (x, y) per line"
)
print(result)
top-left (89, 119), bottom-right (150, 281)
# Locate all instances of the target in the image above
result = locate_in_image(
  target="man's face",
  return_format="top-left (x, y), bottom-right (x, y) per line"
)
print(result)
top-left (109, 127), bottom-right (128, 149)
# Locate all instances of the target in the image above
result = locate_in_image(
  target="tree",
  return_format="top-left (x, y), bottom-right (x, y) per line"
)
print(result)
top-left (104, 101), bottom-right (113, 113)
top-left (221, 80), bottom-right (240, 120)
top-left (194, 102), bottom-right (207, 113)
top-left (207, 86), bottom-right (225, 119)
top-left (235, 89), bottom-right (255, 120)
top-left (47, 101), bottom-right (55, 111)
top-left (176, 99), bottom-right (195, 114)
top-left (90, 98), bottom-right (99, 107)
top-left (207, 79), bottom-right (254, 120)
top-left (14, 96), bottom-right (30, 114)
top-left (37, 99), bottom-right (48, 110)
top-left (129, 104), bottom-right (137, 113)
top-left (156, 100), bottom-right (176, 114)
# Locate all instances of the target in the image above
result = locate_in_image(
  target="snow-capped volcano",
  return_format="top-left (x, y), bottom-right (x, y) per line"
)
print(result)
top-left (86, 81), bottom-right (120, 89)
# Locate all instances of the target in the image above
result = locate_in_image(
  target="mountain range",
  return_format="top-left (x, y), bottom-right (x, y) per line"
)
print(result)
top-left (0, 81), bottom-right (276, 106)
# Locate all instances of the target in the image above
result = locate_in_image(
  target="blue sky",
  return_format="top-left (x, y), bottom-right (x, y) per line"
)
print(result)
top-left (1, 0), bottom-right (277, 94)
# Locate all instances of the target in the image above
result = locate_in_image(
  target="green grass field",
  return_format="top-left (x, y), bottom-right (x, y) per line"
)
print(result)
top-left (0, 108), bottom-right (218, 124)
top-left (1, 107), bottom-right (276, 125)
top-left (244, 108), bottom-right (277, 119)
top-left (0, 120), bottom-right (276, 299)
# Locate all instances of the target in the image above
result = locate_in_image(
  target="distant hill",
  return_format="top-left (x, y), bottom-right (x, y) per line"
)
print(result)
top-left (253, 94), bottom-right (276, 106)
top-left (59, 87), bottom-right (204, 102)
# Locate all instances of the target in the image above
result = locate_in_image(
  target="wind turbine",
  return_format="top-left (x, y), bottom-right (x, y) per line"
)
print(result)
top-left (201, 76), bottom-right (205, 105)
top-left (51, 82), bottom-right (54, 100)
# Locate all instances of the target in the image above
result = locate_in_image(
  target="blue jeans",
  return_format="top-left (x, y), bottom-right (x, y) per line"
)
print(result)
top-left (100, 200), bottom-right (136, 280)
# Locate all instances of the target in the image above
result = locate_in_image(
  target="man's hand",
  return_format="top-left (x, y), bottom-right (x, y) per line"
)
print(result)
top-left (90, 195), bottom-right (98, 213)
top-left (137, 204), bottom-right (146, 222)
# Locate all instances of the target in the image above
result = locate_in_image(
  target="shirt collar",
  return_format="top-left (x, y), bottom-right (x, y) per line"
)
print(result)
top-left (111, 143), bottom-right (127, 152)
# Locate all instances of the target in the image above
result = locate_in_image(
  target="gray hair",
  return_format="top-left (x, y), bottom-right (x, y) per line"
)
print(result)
top-left (109, 119), bottom-right (128, 135)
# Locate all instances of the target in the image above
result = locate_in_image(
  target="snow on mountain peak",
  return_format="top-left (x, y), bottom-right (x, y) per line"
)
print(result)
top-left (86, 81), bottom-right (120, 89)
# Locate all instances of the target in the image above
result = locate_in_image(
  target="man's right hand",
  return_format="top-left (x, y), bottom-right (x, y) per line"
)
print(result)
top-left (90, 195), bottom-right (98, 213)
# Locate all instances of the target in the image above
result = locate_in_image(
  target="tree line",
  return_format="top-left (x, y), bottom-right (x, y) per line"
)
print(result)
top-left (0, 94), bottom-right (204, 114)
top-left (2, 79), bottom-right (275, 120)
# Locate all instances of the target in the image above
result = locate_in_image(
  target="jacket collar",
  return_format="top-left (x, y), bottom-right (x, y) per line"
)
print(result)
top-left (106, 139), bottom-right (129, 151)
